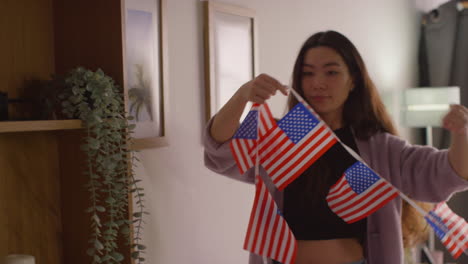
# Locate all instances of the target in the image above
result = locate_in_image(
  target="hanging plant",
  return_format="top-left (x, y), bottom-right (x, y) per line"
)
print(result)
top-left (59, 67), bottom-right (147, 264)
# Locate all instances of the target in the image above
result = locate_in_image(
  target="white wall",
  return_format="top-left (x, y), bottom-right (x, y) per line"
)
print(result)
top-left (136, 1), bottom-right (421, 263)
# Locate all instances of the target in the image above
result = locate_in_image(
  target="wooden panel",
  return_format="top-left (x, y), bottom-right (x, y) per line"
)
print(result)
top-left (57, 130), bottom-right (90, 264)
top-left (53, 1), bottom-right (131, 259)
top-left (0, 0), bottom-right (131, 263)
top-left (53, 0), bottom-right (124, 85)
top-left (58, 131), bottom-right (132, 264)
top-left (0, 120), bottom-right (82, 133)
top-left (0, 132), bottom-right (62, 264)
top-left (0, 0), bottom-right (55, 98)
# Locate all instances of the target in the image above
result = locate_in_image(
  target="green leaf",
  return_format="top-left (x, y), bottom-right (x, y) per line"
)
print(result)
top-left (137, 244), bottom-right (146, 250)
top-left (94, 115), bottom-right (103, 123)
top-left (94, 239), bottom-right (104, 250)
top-left (121, 226), bottom-right (130, 235)
top-left (86, 83), bottom-right (93, 91)
top-left (88, 138), bottom-right (100, 150)
top-left (86, 248), bottom-right (95, 256)
top-left (95, 206), bottom-right (105, 212)
top-left (106, 197), bottom-right (116, 204)
top-left (104, 229), bottom-right (117, 236)
top-left (133, 212), bottom-right (142, 218)
top-left (131, 251), bottom-right (140, 259)
top-left (92, 214), bottom-right (101, 225)
top-left (110, 252), bottom-right (124, 262)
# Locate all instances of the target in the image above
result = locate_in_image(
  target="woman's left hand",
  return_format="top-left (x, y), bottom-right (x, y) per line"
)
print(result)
top-left (445, 105), bottom-right (468, 180)
top-left (443, 104), bottom-right (468, 136)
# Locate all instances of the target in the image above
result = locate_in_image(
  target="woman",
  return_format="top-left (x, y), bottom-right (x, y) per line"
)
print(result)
top-left (203, 30), bottom-right (468, 264)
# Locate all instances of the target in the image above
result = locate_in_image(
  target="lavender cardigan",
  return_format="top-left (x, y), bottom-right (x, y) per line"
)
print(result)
top-left (203, 118), bottom-right (468, 264)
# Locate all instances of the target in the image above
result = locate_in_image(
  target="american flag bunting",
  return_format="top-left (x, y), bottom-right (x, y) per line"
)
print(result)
top-left (244, 175), bottom-right (297, 264)
top-left (230, 103), bottom-right (275, 174)
top-left (326, 161), bottom-right (399, 223)
top-left (425, 202), bottom-right (468, 259)
top-left (259, 102), bottom-right (337, 190)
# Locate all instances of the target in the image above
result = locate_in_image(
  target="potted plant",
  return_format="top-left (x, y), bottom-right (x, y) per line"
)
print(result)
top-left (60, 67), bottom-right (147, 264)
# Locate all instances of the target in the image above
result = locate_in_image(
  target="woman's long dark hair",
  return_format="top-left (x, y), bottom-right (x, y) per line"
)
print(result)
top-left (287, 30), bottom-right (397, 139)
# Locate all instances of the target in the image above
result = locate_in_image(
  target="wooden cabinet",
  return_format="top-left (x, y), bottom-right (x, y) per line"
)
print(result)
top-left (0, 0), bottom-right (131, 263)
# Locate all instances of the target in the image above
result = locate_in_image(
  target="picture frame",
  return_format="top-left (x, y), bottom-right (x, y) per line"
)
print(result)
top-left (203, 1), bottom-right (258, 122)
top-left (122, 0), bottom-right (169, 149)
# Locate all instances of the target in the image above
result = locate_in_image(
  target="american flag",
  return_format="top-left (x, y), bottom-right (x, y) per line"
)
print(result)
top-left (244, 175), bottom-right (297, 264)
top-left (326, 161), bottom-right (399, 223)
top-left (230, 103), bottom-right (275, 174)
top-left (258, 102), bottom-right (337, 190)
top-left (425, 202), bottom-right (468, 259)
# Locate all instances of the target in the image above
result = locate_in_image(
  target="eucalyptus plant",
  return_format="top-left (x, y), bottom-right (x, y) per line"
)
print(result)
top-left (59, 67), bottom-right (147, 264)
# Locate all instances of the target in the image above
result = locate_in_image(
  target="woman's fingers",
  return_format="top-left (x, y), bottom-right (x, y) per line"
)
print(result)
top-left (259, 73), bottom-right (289, 95)
top-left (253, 85), bottom-right (273, 99)
top-left (239, 73), bottom-right (288, 104)
top-left (252, 95), bottom-right (268, 104)
top-left (257, 74), bottom-right (283, 94)
top-left (279, 85), bottom-right (289, 96)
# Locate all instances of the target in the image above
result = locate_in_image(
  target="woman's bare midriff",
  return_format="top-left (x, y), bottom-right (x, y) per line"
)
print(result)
top-left (295, 238), bottom-right (364, 264)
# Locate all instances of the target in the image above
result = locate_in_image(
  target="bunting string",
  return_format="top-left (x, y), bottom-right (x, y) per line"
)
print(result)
top-left (289, 88), bottom-right (468, 258)
top-left (288, 88), bottom-right (430, 217)
top-left (231, 90), bottom-right (468, 261)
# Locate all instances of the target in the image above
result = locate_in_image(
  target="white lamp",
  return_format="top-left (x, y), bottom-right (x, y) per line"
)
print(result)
top-left (402, 86), bottom-right (460, 147)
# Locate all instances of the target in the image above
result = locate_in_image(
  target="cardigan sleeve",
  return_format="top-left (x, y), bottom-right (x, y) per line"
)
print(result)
top-left (378, 133), bottom-right (468, 202)
top-left (203, 115), bottom-right (255, 184)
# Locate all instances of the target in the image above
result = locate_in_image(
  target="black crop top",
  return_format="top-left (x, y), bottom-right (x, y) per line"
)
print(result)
top-left (283, 126), bottom-right (366, 241)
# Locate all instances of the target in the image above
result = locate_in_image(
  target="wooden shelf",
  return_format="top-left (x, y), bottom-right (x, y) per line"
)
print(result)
top-left (0, 0), bottom-right (131, 263)
top-left (0, 120), bottom-right (82, 133)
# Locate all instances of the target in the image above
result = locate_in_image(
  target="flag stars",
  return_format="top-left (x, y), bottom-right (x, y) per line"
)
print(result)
top-left (234, 111), bottom-right (258, 139)
top-left (346, 162), bottom-right (380, 194)
top-left (278, 103), bottom-right (321, 144)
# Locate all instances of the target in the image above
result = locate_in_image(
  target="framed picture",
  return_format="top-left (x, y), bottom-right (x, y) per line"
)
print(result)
top-left (203, 1), bottom-right (257, 122)
top-left (122, 0), bottom-right (169, 149)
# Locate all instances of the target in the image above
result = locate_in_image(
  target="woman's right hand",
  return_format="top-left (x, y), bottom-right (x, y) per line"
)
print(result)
top-left (237, 74), bottom-right (289, 104)
top-left (209, 74), bottom-right (287, 143)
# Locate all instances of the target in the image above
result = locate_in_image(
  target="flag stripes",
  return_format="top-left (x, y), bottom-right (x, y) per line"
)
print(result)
top-left (426, 203), bottom-right (468, 259)
top-left (259, 122), bottom-right (337, 190)
top-left (230, 103), bottom-right (276, 174)
top-left (327, 178), bottom-right (398, 223)
top-left (257, 102), bottom-right (337, 190)
top-left (230, 137), bottom-right (255, 174)
top-left (327, 162), bottom-right (398, 223)
top-left (244, 175), bottom-right (297, 264)
top-left (258, 103), bottom-right (275, 138)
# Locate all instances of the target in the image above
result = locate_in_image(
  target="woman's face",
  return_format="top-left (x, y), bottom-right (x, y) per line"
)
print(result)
top-left (301, 46), bottom-right (354, 125)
